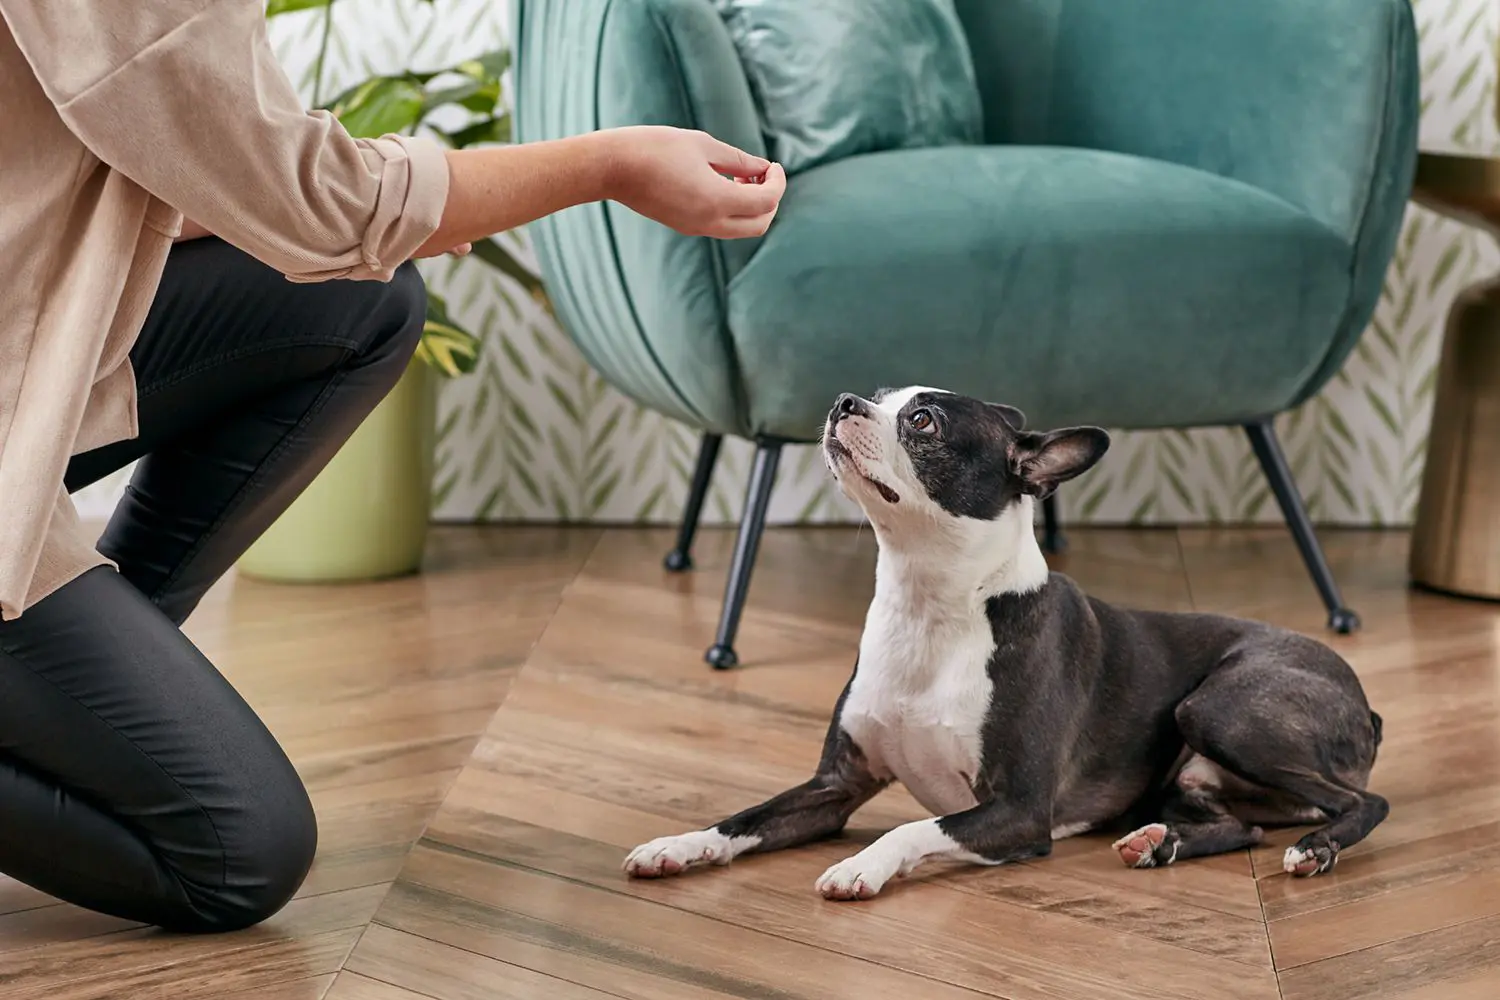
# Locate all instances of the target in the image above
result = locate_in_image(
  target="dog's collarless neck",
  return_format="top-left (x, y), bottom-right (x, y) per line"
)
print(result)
top-left (869, 506), bottom-right (1050, 607)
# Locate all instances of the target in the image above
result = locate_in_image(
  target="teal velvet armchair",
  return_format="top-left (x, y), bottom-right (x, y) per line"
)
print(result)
top-left (512, 0), bottom-right (1419, 667)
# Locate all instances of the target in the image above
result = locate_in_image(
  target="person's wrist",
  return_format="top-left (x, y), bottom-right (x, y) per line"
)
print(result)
top-left (588, 127), bottom-right (642, 205)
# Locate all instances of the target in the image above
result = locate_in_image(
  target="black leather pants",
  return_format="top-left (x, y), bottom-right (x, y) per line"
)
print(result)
top-left (0, 238), bottom-right (426, 932)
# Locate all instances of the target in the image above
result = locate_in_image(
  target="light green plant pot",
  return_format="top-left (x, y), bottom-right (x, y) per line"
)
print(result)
top-left (238, 358), bottom-right (438, 583)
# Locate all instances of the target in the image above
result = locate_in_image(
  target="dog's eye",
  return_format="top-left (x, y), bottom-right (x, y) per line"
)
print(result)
top-left (908, 409), bottom-right (936, 434)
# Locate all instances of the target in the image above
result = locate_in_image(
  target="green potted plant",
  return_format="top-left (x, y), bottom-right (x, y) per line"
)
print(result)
top-left (238, 0), bottom-right (543, 582)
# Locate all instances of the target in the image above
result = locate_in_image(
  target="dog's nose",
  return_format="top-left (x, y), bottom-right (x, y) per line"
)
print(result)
top-left (834, 393), bottom-right (868, 421)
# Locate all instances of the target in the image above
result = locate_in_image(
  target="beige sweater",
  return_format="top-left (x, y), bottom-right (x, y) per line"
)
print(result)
top-left (0, 2), bottom-right (449, 620)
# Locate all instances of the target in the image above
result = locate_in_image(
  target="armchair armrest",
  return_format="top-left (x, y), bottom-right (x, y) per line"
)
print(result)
top-left (954, 0), bottom-right (1419, 404)
top-left (512, 0), bottom-right (767, 434)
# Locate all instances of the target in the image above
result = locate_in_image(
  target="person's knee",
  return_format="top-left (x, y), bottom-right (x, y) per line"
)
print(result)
top-left (363, 261), bottom-right (427, 367)
top-left (239, 782), bottom-right (319, 926)
top-left (171, 778), bottom-right (319, 933)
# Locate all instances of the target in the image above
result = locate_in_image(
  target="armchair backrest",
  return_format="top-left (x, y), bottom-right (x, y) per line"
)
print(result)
top-left (512, 0), bottom-right (769, 436)
top-left (951, 0), bottom-right (1418, 248)
top-left (951, 0), bottom-right (1418, 400)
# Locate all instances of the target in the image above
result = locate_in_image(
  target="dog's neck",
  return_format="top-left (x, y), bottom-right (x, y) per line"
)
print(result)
top-left (867, 496), bottom-right (1050, 619)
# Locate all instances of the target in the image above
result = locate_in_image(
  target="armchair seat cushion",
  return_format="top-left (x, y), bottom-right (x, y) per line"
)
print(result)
top-left (726, 145), bottom-right (1352, 439)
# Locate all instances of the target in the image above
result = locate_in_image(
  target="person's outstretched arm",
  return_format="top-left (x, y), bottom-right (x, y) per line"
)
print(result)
top-left (416, 127), bottom-right (784, 258)
top-left (0, 2), bottom-right (783, 282)
top-left (173, 127), bottom-right (785, 254)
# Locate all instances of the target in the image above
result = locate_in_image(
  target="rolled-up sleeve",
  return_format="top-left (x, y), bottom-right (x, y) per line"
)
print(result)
top-left (0, 0), bottom-right (448, 281)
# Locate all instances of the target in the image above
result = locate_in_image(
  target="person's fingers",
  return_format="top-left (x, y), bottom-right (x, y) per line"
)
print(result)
top-left (715, 161), bottom-right (786, 216)
top-left (708, 208), bottom-right (780, 239)
top-left (755, 161), bottom-right (786, 203)
top-left (719, 184), bottom-right (778, 217)
top-left (414, 241), bottom-right (472, 260)
top-left (702, 134), bottom-right (772, 178)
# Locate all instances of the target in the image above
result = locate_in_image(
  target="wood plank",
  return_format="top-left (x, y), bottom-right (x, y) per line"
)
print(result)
top-left (323, 974), bottom-right (435, 1000)
top-left (0, 902), bottom-right (142, 956)
top-left (377, 845), bottom-right (1023, 1000)
top-left (366, 887), bottom-right (748, 1000)
top-left (1269, 842), bottom-right (1500, 969)
top-left (0, 885), bottom-right (382, 1000)
top-left (347, 925), bottom-right (621, 1000)
top-left (208, 974), bottom-right (338, 1000)
top-left (1277, 912), bottom-right (1500, 1000)
top-left (399, 789), bottom-right (1274, 1000)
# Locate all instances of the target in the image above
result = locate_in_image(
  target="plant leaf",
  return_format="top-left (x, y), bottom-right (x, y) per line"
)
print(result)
top-left (545, 376), bottom-right (582, 427)
top-left (415, 292), bottom-right (481, 377)
top-left (332, 76), bottom-right (422, 131)
top-left (458, 83), bottom-right (503, 115)
top-left (636, 483), bottom-right (667, 521)
top-left (1427, 239), bottom-right (1463, 297)
top-left (329, 76), bottom-right (427, 137)
top-left (471, 238), bottom-right (548, 298)
top-left (266, 0), bottom-right (330, 17)
top-left (422, 78), bottom-right (488, 114)
top-left (443, 114), bottom-right (512, 148)
top-left (455, 50), bottom-right (512, 81)
top-left (588, 470), bottom-right (621, 515)
top-left (1363, 386), bottom-right (1400, 438)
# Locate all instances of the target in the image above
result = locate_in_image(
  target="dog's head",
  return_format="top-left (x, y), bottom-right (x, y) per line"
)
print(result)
top-left (822, 386), bottom-right (1110, 527)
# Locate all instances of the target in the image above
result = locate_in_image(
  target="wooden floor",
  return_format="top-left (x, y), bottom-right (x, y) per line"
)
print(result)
top-left (3, 524), bottom-right (1498, 1000)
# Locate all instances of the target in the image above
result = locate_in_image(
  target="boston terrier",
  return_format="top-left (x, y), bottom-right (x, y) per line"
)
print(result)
top-left (624, 387), bottom-right (1386, 900)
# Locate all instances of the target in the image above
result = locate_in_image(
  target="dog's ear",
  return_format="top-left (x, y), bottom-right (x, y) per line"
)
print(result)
top-left (988, 403), bottom-right (1025, 431)
top-left (1010, 427), bottom-right (1110, 498)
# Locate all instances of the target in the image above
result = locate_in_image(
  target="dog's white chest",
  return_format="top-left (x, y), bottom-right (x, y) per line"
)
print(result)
top-left (840, 610), bottom-right (995, 817)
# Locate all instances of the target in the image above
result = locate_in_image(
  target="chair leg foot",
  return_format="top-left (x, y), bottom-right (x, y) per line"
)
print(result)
top-left (1243, 421), bottom-right (1359, 634)
top-left (1327, 607), bottom-right (1361, 635)
top-left (664, 432), bottom-right (723, 573)
top-left (704, 440), bottom-right (782, 670)
top-left (1041, 494), bottom-right (1066, 554)
top-left (704, 643), bottom-right (739, 669)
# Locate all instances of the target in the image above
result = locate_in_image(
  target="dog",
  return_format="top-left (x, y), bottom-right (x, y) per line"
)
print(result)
top-left (624, 387), bottom-right (1386, 900)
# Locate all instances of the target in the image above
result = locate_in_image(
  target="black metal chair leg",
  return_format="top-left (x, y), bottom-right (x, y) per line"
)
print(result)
top-left (1243, 421), bottom-right (1360, 634)
top-left (1041, 494), bottom-right (1066, 553)
top-left (664, 432), bottom-right (723, 572)
top-left (704, 440), bottom-right (782, 669)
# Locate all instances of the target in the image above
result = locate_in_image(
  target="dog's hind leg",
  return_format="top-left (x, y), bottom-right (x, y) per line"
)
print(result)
top-left (1274, 780), bottom-right (1388, 875)
top-left (1173, 650), bottom-right (1387, 877)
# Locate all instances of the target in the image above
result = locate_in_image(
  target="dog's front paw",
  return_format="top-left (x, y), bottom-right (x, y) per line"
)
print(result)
top-left (816, 850), bottom-right (899, 901)
top-left (624, 830), bottom-right (735, 879)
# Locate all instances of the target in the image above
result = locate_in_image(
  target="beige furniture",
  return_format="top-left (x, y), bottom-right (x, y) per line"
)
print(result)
top-left (1409, 153), bottom-right (1500, 600)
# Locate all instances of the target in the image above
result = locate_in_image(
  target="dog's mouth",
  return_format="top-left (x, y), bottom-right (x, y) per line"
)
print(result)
top-left (824, 436), bottom-right (900, 505)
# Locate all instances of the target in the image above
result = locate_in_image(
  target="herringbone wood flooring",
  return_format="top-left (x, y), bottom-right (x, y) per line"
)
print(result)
top-left (3, 525), bottom-right (1497, 999)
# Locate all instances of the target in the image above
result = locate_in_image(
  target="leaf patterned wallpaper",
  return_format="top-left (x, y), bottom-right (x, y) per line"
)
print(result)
top-left (72, 0), bottom-right (1500, 527)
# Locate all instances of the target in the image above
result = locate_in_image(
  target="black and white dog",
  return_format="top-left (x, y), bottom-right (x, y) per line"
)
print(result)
top-left (625, 387), bottom-right (1387, 900)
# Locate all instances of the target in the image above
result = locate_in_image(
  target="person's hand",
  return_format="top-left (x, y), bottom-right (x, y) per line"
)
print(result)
top-left (600, 126), bottom-right (786, 239)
